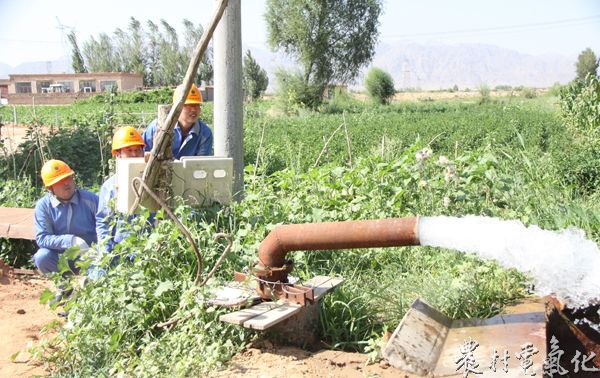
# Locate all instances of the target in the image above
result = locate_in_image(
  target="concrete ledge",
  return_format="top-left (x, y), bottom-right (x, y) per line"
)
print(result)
top-left (0, 207), bottom-right (35, 240)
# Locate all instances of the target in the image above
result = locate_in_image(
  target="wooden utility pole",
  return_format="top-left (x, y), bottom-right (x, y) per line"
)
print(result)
top-left (130, 0), bottom-right (228, 214)
top-left (214, 0), bottom-right (244, 201)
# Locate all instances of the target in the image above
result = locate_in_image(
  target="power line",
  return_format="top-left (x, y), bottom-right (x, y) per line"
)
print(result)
top-left (382, 14), bottom-right (600, 40)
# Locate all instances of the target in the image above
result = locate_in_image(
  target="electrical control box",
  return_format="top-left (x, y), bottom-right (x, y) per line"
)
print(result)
top-left (115, 156), bottom-right (233, 213)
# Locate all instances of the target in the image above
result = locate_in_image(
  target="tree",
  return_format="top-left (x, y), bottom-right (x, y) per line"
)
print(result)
top-left (113, 18), bottom-right (145, 76)
top-left (182, 19), bottom-right (213, 85)
top-left (146, 20), bottom-right (162, 87)
top-left (365, 67), bottom-right (394, 104)
top-left (242, 50), bottom-right (269, 101)
top-left (158, 19), bottom-right (183, 86)
top-left (266, 0), bottom-right (382, 107)
top-left (82, 33), bottom-right (119, 72)
top-left (79, 18), bottom-right (212, 87)
top-left (67, 31), bottom-right (87, 73)
top-left (576, 48), bottom-right (599, 81)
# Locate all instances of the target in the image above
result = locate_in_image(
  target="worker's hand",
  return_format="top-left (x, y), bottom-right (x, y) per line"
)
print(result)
top-left (144, 151), bottom-right (151, 163)
top-left (71, 236), bottom-right (89, 252)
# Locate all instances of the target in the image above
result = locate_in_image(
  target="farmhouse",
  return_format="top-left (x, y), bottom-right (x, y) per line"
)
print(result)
top-left (1, 72), bottom-right (143, 105)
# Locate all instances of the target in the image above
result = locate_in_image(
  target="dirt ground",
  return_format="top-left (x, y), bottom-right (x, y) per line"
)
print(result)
top-left (0, 124), bottom-right (40, 155)
top-left (1, 273), bottom-right (413, 378)
top-left (210, 342), bottom-right (411, 378)
top-left (0, 274), bottom-right (56, 378)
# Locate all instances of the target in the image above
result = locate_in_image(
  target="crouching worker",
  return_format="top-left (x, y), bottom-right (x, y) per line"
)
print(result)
top-left (96, 126), bottom-right (154, 257)
top-left (33, 159), bottom-right (98, 274)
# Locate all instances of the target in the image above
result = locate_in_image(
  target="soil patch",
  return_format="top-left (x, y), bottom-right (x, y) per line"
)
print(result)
top-left (0, 275), bottom-right (57, 377)
top-left (209, 339), bottom-right (418, 378)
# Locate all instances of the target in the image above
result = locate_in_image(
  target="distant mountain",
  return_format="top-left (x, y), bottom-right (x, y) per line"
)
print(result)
top-left (366, 41), bottom-right (575, 90)
top-left (0, 57), bottom-right (72, 79)
top-left (0, 62), bottom-right (11, 79)
top-left (1, 42), bottom-right (577, 90)
top-left (245, 41), bottom-right (577, 90)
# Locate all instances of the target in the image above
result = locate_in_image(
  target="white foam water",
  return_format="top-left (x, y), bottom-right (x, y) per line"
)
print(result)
top-left (418, 215), bottom-right (600, 309)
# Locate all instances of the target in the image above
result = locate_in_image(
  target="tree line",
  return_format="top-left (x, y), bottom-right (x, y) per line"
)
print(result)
top-left (69, 1), bottom-right (598, 107)
top-left (69, 17), bottom-right (212, 87)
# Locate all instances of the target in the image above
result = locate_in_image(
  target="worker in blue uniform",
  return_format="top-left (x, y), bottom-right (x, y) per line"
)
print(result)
top-left (33, 159), bottom-right (98, 274)
top-left (96, 126), bottom-right (149, 254)
top-left (143, 83), bottom-right (213, 159)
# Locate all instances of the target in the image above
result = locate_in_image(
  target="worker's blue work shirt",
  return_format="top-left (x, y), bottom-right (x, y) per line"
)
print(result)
top-left (34, 189), bottom-right (98, 251)
top-left (96, 175), bottom-right (155, 253)
top-left (142, 119), bottom-right (213, 158)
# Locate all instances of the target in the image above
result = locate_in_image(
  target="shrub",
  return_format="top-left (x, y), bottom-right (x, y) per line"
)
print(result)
top-left (320, 89), bottom-right (362, 114)
top-left (80, 87), bottom-right (173, 105)
top-left (274, 69), bottom-right (323, 113)
top-left (559, 74), bottom-right (600, 140)
top-left (547, 82), bottom-right (563, 97)
top-left (555, 141), bottom-right (600, 195)
top-left (521, 87), bottom-right (537, 99)
top-left (495, 85), bottom-right (512, 91)
top-left (365, 67), bottom-right (395, 105)
top-left (477, 85), bottom-right (491, 104)
top-left (0, 122), bottom-right (111, 187)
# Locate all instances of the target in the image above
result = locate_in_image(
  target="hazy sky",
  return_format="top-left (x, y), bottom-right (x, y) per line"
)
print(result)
top-left (0, 0), bottom-right (599, 67)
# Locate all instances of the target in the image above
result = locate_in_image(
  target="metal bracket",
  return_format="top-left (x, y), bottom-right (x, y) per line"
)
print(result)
top-left (234, 271), bottom-right (315, 306)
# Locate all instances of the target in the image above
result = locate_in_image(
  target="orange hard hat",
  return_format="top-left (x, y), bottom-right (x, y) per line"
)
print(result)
top-left (41, 159), bottom-right (74, 187)
top-left (111, 126), bottom-right (145, 156)
top-left (173, 83), bottom-right (203, 105)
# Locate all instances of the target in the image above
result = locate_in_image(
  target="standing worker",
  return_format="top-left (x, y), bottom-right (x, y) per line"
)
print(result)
top-left (143, 83), bottom-right (213, 159)
top-left (96, 126), bottom-right (151, 254)
top-left (33, 159), bottom-right (98, 274)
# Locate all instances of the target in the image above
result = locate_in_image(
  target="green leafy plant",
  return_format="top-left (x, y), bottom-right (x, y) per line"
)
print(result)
top-left (559, 74), bottom-right (600, 140)
top-left (5, 94), bottom-right (600, 376)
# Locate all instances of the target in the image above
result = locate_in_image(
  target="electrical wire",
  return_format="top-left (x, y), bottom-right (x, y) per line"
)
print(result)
top-left (382, 14), bottom-right (600, 40)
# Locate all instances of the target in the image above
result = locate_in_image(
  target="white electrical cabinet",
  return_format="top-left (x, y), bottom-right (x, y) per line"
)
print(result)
top-left (115, 156), bottom-right (233, 213)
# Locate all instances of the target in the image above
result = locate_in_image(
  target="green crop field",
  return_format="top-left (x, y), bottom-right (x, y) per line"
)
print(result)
top-left (1, 84), bottom-right (599, 375)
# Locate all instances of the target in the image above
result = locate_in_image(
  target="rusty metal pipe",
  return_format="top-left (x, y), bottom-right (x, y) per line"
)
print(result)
top-left (257, 217), bottom-right (420, 273)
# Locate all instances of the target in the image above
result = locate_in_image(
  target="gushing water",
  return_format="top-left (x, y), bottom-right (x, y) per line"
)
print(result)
top-left (419, 215), bottom-right (600, 309)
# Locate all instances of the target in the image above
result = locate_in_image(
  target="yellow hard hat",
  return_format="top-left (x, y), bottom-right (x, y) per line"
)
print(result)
top-left (41, 159), bottom-right (74, 187)
top-left (111, 126), bottom-right (145, 156)
top-left (173, 83), bottom-right (203, 105)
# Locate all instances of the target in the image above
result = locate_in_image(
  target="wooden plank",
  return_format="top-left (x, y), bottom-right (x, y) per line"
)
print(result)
top-left (304, 276), bottom-right (345, 300)
top-left (0, 207), bottom-right (35, 240)
top-left (242, 303), bottom-right (302, 330)
top-left (219, 301), bottom-right (283, 325)
top-left (220, 275), bottom-right (345, 330)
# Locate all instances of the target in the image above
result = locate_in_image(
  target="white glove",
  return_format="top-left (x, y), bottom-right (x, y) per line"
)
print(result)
top-left (72, 236), bottom-right (89, 252)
